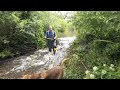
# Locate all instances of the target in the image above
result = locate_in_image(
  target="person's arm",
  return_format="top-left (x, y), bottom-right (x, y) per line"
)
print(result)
top-left (54, 31), bottom-right (57, 39)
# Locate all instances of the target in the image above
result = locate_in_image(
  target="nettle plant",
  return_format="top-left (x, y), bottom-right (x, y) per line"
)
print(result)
top-left (83, 64), bottom-right (120, 79)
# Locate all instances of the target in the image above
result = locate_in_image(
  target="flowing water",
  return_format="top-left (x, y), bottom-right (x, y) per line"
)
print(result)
top-left (0, 36), bottom-right (76, 79)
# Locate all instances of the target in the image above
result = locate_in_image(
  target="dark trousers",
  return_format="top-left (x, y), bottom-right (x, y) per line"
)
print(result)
top-left (47, 39), bottom-right (56, 52)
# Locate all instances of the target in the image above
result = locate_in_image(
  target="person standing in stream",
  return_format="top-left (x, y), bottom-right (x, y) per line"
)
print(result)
top-left (45, 25), bottom-right (57, 54)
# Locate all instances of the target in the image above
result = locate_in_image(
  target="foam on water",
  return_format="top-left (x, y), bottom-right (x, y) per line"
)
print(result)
top-left (3, 36), bottom-right (76, 75)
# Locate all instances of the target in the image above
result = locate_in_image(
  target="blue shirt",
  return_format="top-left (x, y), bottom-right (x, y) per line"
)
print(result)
top-left (45, 30), bottom-right (56, 38)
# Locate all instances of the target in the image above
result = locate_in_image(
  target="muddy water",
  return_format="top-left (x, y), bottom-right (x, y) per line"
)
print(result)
top-left (0, 36), bottom-right (76, 79)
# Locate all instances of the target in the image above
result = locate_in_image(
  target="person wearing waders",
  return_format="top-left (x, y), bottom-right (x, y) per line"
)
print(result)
top-left (45, 25), bottom-right (57, 55)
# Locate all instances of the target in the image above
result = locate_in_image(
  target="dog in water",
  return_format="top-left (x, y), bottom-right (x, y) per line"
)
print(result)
top-left (21, 58), bottom-right (68, 79)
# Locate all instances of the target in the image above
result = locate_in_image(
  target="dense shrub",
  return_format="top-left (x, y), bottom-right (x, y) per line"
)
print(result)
top-left (64, 11), bottom-right (120, 79)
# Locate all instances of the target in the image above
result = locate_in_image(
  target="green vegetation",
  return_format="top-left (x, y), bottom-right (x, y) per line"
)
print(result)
top-left (64, 11), bottom-right (120, 79)
top-left (2, 11), bottom-right (120, 79)
top-left (0, 11), bottom-right (74, 60)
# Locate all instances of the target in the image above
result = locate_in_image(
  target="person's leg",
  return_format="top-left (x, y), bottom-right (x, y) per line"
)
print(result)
top-left (49, 40), bottom-right (52, 52)
top-left (48, 40), bottom-right (51, 52)
top-left (49, 47), bottom-right (52, 52)
top-left (53, 39), bottom-right (57, 55)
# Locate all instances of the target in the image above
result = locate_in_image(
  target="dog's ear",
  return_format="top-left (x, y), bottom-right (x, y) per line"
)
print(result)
top-left (60, 58), bottom-right (69, 66)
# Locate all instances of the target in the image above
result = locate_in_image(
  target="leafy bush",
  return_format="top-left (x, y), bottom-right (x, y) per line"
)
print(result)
top-left (0, 49), bottom-right (13, 59)
top-left (84, 64), bottom-right (120, 79)
top-left (64, 11), bottom-right (120, 79)
top-left (0, 11), bottom-right (73, 60)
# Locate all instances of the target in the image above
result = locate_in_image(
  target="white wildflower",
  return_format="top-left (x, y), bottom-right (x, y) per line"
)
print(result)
top-left (103, 64), bottom-right (106, 67)
top-left (101, 70), bottom-right (107, 75)
top-left (90, 74), bottom-right (95, 79)
top-left (73, 54), bottom-right (79, 59)
top-left (94, 71), bottom-right (98, 74)
top-left (3, 40), bottom-right (10, 44)
top-left (109, 67), bottom-right (115, 71)
top-left (110, 64), bottom-right (114, 67)
top-left (109, 67), bottom-right (112, 70)
top-left (85, 70), bottom-right (90, 75)
top-left (85, 74), bottom-right (90, 79)
top-left (93, 66), bottom-right (98, 71)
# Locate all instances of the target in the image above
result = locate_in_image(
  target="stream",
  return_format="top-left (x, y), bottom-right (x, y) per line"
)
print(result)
top-left (0, 36), bottom-right (76, 79)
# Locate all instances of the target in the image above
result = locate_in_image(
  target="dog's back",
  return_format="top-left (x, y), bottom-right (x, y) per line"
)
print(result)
top-left (43, 58), bottom-right (68, 79)
top-left (45, 66), bottom-right (63, 79)
top-left (22, 58), bottom-right (68, 79)
top-left (22, 73), bottom-right (41, 79)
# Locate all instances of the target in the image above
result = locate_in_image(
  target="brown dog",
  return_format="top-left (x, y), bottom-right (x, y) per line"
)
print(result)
top-left (21, 58), bottom-right (68, 79)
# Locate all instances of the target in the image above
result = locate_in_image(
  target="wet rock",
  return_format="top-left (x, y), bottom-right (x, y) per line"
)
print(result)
top-left (43, 55), bottom-right (50, 61)
top-left (26, 57), bottom-right (31, 61)
top-left (48, 64), bottom-right (54, 69)
top-left (33, 61), bottom-right (45, 66)
top-left (32, 55), bottom-right (38, 59)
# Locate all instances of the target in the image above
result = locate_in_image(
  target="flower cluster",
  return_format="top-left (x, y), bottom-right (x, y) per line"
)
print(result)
top-left (84, 64), bottom-right (116, 79)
